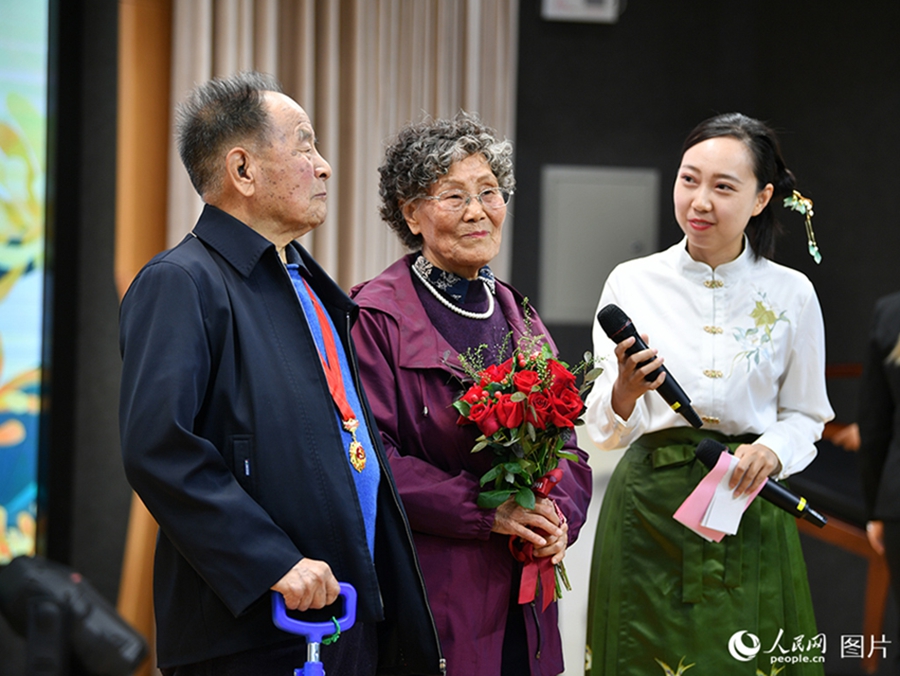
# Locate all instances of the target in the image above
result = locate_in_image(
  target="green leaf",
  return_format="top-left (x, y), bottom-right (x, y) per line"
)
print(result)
top-left (510, 391), bottom-right (526, 403)
top-left (479, 465), bottom-right (503, 486)
top-left (584, 367), bottom-right (604, 382)
top-left (478, 489), bottom-right (515, 509)
top-left (503, 462), bottom-right (524, 475)
top-left (515, 487), bottom-right (536, 510)
top-left (471, 439), bottom-right (489, 453)
top-left (526, 422), bottom-right (537, 442)
top-left (452, 400), bottom-right (470, 416)
top-left (557, 450), bottom-right (580, 462)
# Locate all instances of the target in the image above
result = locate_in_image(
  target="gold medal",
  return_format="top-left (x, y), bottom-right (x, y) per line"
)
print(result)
top-left (349, 440), bottom-right (367, 472)
top-left (344, 418), bottom-right (366, 472)
top-left (300, 281), bottom-right (369, 475)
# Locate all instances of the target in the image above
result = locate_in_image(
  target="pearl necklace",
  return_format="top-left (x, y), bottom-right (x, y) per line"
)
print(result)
top-left (411, 263), bottom-right (495, 320)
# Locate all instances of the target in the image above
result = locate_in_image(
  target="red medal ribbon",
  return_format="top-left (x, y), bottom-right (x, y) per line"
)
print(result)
top-left (302, 279), bottom-right (366, 472)
top-left (508, 468), bottom-right (565, 611)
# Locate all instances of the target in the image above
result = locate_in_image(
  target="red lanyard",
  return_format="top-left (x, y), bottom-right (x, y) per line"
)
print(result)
top-left (302, 279), bottom-right (366, 472)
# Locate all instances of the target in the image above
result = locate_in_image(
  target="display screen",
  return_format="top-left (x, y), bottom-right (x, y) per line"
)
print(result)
top-left (0, 0), bottom-right (48, 563)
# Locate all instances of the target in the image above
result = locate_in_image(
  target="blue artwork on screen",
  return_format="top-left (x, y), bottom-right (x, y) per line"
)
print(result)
top-left (0, 0), bottom-right (48, 562)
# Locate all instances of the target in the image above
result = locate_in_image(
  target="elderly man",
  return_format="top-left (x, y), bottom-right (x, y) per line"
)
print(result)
top-left (119, 72), bottom-right (442, 676)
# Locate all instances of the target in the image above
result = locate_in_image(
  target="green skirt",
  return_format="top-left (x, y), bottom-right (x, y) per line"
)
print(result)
top-left (586, 428), bottom-right (823, 676)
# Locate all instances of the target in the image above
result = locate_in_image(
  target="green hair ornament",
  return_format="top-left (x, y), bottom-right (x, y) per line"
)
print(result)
top-left (783, 190), bottom-right (821, 264)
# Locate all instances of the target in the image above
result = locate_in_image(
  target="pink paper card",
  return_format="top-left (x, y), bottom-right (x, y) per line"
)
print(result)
top-left (673, 453), bottom-right (733, 542)
top-left (674, 452), bottom-right (766, 542)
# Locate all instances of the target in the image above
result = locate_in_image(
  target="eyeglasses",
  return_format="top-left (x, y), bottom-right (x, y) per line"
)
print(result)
top-left (415, 187), bottom-right (512, 212)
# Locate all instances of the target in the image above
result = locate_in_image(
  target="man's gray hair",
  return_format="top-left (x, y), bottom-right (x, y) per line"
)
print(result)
top-left (175, 71), bottom-right (282, 197)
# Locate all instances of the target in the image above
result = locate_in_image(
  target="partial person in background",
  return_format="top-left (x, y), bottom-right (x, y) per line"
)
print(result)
top-left (858, 292), bottom-right (900, 631)
top-left (583, 112), bottom-right (833, 674)
top-left (350, 112), bottom-right (593, 676)
top-left (119, 71), bottom-right (441, 676)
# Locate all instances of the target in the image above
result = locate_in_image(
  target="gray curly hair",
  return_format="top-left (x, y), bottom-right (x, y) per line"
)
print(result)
top-left (378, 112), bottom-right (516, 250)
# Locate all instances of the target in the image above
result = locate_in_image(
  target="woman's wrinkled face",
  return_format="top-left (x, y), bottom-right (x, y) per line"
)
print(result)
top-left (673, 136), bottom-right (773, 268)
top-left (403, 154), bottom-right (505, 279)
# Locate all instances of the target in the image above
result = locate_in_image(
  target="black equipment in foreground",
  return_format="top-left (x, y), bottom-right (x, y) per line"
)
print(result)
top-left (596, 304), bottom-right (703, 428)
top-left (695, 438), bottom-right (828, 528)
top-left (0, 555), bottom-right (148, 675)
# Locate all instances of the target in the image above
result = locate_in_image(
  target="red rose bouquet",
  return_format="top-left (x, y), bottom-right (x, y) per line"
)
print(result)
top-left (453, 337), bottom-right (600, 608)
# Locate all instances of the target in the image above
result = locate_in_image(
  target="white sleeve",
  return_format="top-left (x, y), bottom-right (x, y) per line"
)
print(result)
top-left (583, 272), bottom-right (650, 451)
top-left (755, 287), bottom-right (834, 478)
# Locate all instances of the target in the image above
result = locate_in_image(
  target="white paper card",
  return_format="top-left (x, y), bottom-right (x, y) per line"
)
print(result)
top-left (700, 455), bottom-right (754, 535)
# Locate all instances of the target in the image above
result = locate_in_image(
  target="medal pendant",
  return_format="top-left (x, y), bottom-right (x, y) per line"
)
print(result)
top-left (349, 440), bottom-right (366, 472)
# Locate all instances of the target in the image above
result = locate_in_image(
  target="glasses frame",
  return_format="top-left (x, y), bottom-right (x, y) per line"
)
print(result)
top-left (414, 187), bottom-right (513, 212)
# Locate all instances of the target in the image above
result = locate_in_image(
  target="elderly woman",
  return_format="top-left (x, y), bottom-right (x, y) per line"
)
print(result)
top-left (350, 113), bottom-right (592, 676)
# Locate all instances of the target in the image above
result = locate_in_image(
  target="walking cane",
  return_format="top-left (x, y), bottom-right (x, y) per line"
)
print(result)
top-left (272, 582), bottom-right (357, 676)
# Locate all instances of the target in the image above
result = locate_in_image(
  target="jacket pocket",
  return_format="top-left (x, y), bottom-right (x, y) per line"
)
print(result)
top-left (230, 435), bottom-right (257, 497)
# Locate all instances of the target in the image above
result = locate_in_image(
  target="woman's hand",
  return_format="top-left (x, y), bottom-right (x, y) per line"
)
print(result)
top-left (610, 333), bottom-right (666, 420)
top-left (533, 513), bottom-right (569, 565)
top-left (729, 443), bottom-right (782, 497)
top-left (491, 496), bottom-right (563, 553)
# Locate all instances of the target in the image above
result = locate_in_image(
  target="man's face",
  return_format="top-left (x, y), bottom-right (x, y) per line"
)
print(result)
top-left (253, 92), bottom-right (332, 238)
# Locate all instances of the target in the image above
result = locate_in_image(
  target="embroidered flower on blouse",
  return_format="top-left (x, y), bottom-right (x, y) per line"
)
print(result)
top-left (731, 293), bottom-right (790, 372)
top-left (412, 254), bottom-right (496, 301)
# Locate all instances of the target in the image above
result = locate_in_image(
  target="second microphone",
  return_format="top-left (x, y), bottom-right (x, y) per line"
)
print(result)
top-left (597, 303), bottom-right (703, 429)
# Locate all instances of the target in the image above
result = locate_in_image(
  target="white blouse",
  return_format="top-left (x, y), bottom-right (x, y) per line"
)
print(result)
top-left (584, 238), bottom-right (834, 479)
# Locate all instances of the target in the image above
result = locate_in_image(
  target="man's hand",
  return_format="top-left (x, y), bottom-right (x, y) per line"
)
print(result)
top-left (271, 558), bottom-right (340, 611)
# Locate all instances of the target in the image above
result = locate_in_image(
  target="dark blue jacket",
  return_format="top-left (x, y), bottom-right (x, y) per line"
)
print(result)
top-left (119, 204), bottom-right (442, 672)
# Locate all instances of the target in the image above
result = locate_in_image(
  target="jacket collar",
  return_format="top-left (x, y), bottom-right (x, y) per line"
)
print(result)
top-left (191, 204), bottom-right (273, 278)
top-left (193, 203), bottom-right (356, 316)
top-left (352, 253), bottom-right (531, 377)
top-left (672, 234), bottom-right (761, 285)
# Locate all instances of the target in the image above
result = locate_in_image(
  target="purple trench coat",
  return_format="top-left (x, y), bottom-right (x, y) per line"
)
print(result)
top-left (351, 255), bottom-right (593, 676)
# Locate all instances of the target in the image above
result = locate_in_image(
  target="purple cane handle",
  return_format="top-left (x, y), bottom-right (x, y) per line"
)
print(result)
top-left (271, 582), bottom-right (357, 644)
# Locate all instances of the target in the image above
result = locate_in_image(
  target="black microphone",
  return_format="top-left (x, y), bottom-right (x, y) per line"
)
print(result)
top-left (695, 438), bottom-right (827, 528)
top-left (597, 304), bottom-right (703, 428)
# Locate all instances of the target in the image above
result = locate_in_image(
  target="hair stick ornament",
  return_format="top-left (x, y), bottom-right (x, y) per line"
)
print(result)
top-left (783, 190), bottom-right (821, 264)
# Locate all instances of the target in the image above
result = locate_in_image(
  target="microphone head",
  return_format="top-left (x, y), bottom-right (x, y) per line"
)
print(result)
top-left (695, 438), bottom-right (729, 469)
top-left (597, 304), bottom-right (630, 339)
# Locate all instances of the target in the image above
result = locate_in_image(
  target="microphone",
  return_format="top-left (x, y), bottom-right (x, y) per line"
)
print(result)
top-left (695, 439), bottom-right (827, 528)
top-left (597, 304), bottom-right (703, 428)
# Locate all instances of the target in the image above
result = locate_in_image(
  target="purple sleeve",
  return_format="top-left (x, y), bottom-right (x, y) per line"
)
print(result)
top-left (352, 308), bottom-right (496, 540)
